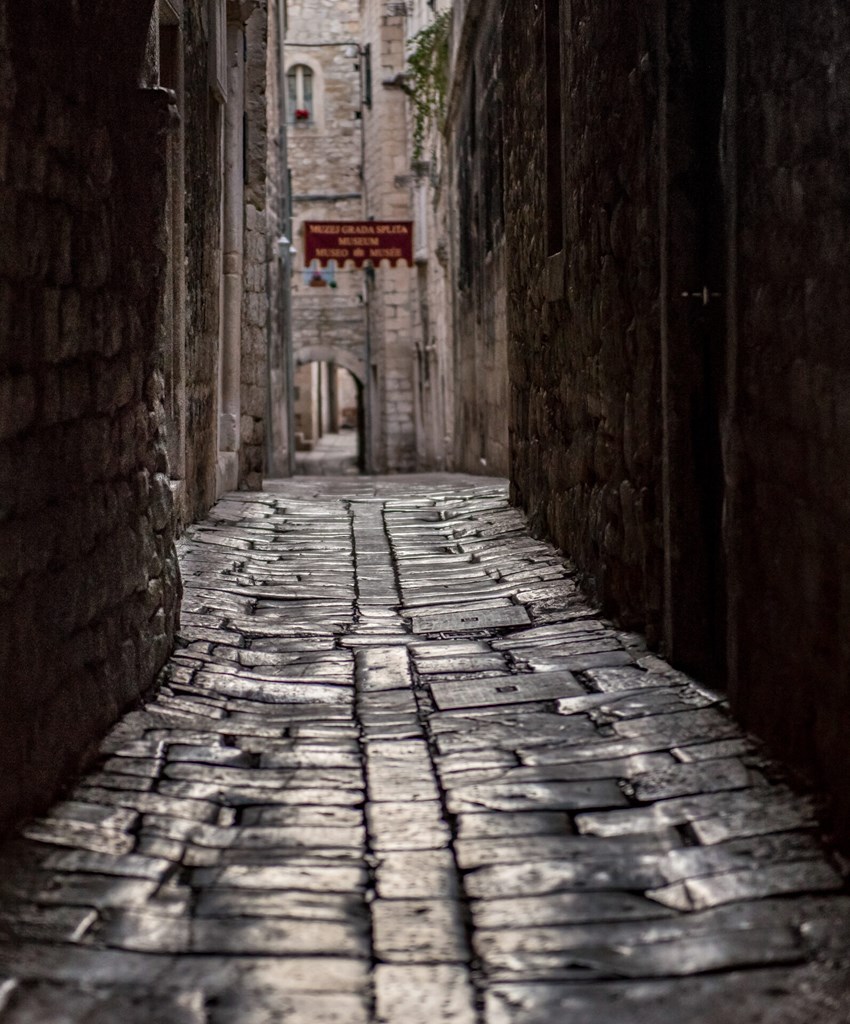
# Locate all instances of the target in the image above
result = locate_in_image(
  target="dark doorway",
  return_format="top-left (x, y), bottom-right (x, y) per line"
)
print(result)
top-left (661, 0), bottom-right (728, 686)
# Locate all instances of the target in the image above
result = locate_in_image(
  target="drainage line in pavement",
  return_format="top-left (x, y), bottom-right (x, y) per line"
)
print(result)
top-left (346, 499), bottom-right (381, 1024)
top-left (381, 500), bottom-right (489, 1024)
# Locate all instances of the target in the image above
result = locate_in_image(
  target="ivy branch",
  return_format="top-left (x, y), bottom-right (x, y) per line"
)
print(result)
top-left (406, 9), bottom-right (452, 161)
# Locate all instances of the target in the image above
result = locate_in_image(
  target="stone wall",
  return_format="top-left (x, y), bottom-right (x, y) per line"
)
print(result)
top-left (475, 0), bottom-right (850, 848)
top-left (448, 0), bottom-right (509, 477)
top-left (264, 0), bottom-right (291, 476)
top-left (501, 0), bottom-right (663, 636)
top-left (182, 0), bottom-right (223, 519)
top-left (285, 0), bottom-right (453, 473)
top-left (240, 7), bottom-right (272, 489)
top-left (286, 0), bottom-right (368, 451)
top-left (726, 0), bottom-right (850, 845)
top-left (293, 295), bottom-right (368, 382)
top-left (0, 0), bottom-right (180, 829)
top-left (178, 0), bottom-right (281, 501)
top-left (361, 0), bottom-right (418, 472)
top-left (407, 0), bottom-right (455, 472)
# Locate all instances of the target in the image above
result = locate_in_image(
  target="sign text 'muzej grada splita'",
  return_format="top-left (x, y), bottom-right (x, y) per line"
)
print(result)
top-left (304, 221), bottom-right (414, 267)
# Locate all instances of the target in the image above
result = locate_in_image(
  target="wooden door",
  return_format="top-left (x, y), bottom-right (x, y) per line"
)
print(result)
top-left (661, 0), bottom-right (729, 685)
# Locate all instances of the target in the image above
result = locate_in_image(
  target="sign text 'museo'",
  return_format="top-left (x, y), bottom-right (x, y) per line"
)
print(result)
top-left (304, 221), bottom-right (413, 267)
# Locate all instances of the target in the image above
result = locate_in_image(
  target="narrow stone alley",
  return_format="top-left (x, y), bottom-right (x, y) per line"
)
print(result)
top-left (0, 477), bottom-right (847, 1023)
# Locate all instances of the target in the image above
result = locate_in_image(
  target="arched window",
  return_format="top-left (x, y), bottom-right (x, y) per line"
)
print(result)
top-left (287, 64), bottom-right (314, 123)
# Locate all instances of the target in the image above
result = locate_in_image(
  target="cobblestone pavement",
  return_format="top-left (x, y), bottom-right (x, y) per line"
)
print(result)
top-left (1, 475), bottom-right (849, 1022)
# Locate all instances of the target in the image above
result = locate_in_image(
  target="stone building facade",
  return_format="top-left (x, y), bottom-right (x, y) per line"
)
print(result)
top-left (285, 0), bottom-right (368, 460)
top-left (262, 0), bottom-right (293, 478)
top-left (446, 0), bottom-right (509, 477)
top-left (406, 0), bottom-right (456, 472)
top-left (359, 0), bottom-right (419, 472)
top-left (0, 0), bottom-right (287, 830)
top-left (154, 0), bottom-right (289, 518)
top-left (445, 0), bottom-right (850, 847)
top-left (285, 0), bottom-right (455, 473)
top-left (242, 4), bottom-right (289, 487)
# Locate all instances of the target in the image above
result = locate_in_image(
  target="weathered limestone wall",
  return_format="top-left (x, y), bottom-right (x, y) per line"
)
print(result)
top-left (448, 0), bottom-right (509, 477)
top-left (501, 0), bottom-right (663, 635)
top-left (239, 207), bottom-right (268, 489)
top-left (285, 0), bottom-right (452, 472)
top-left (264, 0), bottom-right (291, 476)
top-left (286, 0), bottom-right (368, 451)
top-left (361, 0), bottom-right (417, 472)
top-left (179, 0), bottom-right (281, 500)
top-left (293, 295), bottom-right (368, 381)
top-left (0, 0), bottom-right (180, 828)
top-left (370, 267), bottom-right (418, 472)
top-left (407, 0), bottom-right (454, 472)
top-left (182, 0), bottom-right (223, 519)
top-left (726, 1), bottom-right (850, 845)
top-left (241, 7), bottom-right (272, 489)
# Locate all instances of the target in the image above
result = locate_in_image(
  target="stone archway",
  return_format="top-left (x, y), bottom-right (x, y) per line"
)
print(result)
top-left (293, 347), bottom-right (366, 473)
top-left (295, 345), bottom-right (366, 385)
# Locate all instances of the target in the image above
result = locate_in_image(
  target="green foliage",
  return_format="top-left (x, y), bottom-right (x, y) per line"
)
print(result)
top-left (406, 9), bottom-right (452, 161)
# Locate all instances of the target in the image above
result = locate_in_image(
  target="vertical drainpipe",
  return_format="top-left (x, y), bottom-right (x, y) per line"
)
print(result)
top-left (364, 269), bottom-right (373, 473)
top-left (360, 40), bottom-right (372, 474)
top-left (219, 19), bottom-right (245, 491)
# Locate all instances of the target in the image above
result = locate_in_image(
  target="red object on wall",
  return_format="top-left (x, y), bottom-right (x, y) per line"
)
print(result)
top-left (304, 221), bottom-right (414, 267)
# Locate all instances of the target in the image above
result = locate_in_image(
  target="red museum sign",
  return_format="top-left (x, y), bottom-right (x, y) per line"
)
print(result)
top-left (304, 221), bottom-right (414, 267)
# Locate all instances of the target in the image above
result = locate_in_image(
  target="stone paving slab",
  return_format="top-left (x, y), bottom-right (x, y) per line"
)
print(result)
top-left (0, 475), bottom-right (846, 1022)
top-left (374, 964), bottom-right (477, 1024)
top-left (429, 671), bottom-right (584, 711)
top-left (484, 965), bottom-right (850, 1024)
top-left (411, 605), bottom-right (531, 634)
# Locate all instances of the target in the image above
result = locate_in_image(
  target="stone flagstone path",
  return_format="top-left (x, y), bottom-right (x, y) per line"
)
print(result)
top-left (0, 475), bottom-right (848, 1022)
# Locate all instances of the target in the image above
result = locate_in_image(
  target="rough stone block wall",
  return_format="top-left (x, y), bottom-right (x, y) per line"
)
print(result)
top-left (361, 1), bottom-right (417, 472)
top-left (293, 291), bottom-right (368, 380)
top-left (285, 0), bottom-right (363, 251)
top-left (182, 0), bottom-right (223, 520)
top-left (377, 268), bottom-right (417, 472)
top-left (263, 0), bottom-right (290, 476)
top-left (404, 2), bottom-right (455, 473)
top-left (0, 0), bottom-right (180, 829)
top-left (241, 200), bottom-right (269, 488)
top-left (727, 1), bottom-right (850, 846)
top-left (287, 0), bottom-right (368, 451)
top-left (412, 189), bottom-right (454, 471)
top-left (502, 0), bottom-right (663, 637)
top-left (240, 7), bottom-right (272, 490)
top-left (291, 191), bottom-right (367, 395)
top-left (450, 0), bottom-right (509, 478)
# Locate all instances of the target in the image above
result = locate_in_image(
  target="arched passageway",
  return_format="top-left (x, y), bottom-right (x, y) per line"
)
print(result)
top-left (293, 358), bottom-right (364, 475)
